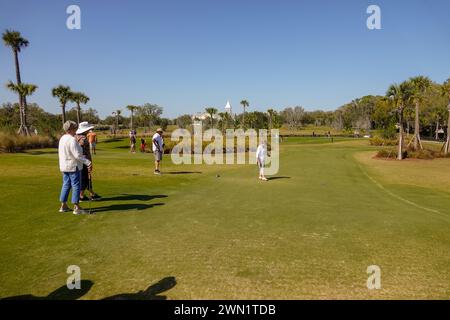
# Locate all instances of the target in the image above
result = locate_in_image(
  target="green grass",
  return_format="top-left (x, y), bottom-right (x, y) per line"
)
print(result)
top-left (1, 137), bottom-right (450, 299)
top-left (280, 136), bottom-right (360, 144)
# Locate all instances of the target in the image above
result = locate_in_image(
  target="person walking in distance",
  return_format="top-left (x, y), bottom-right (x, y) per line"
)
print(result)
top-left (130, 131), bottom-right (137, 153)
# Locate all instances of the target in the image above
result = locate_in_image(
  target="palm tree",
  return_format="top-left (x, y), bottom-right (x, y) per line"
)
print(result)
top-left (70, 91), bottom-right (90, 124)
top-left (240, 100), bottom-right (249, 129)
top-left (52, 85), bottom-right (72, 126)
top-left (409, 76), bottom-right (432, 150)
top-left (267, 109), bottom-right (276, 130)
top-left (428, 107), bottom-right (445, 141)
top-left (404, 107), bottom-right (414, 137)
top-left (126, 105), bottom-right (138, 130)
top-left (6, 81), bottom-right (37, 135)
top-left (386, 81), bottom-right (414, 160)
top-left (115, 109), bottom-right (121, 132)
top-left (205, 107), bottom-right (218, 129)
top-left (442, 78), bottom-right (450, 154)
top-left (246, 112), bottom-right (256, 129)
top-left (2, 30), bottom-right (29, 112)
top-left (219, 112), bottom-right (234, 133)
top-left (218, 112), bottom-right (226, 133)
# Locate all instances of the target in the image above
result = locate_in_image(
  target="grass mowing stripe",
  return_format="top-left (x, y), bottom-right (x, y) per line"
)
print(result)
top-left (357, 164), bottom-right (448, 220)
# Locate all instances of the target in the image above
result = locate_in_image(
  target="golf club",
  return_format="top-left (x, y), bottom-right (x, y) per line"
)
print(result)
top-left (87, 171), bottom-right (93, 214)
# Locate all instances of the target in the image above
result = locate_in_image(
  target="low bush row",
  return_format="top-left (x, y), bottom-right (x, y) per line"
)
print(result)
top-left (0, 133), bottom-right (57, 153)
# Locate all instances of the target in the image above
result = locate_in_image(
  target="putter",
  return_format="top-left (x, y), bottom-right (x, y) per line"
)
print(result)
top-left (88, 172), bottom-right (93, 214)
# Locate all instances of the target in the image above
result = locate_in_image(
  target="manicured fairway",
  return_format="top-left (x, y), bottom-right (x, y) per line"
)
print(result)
top-left (1, 138), bottom-right (450, 299)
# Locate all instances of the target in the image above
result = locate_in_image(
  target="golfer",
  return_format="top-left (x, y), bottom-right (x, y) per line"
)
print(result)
top-left (76, 122), bottom-right (100, 201)
top-left (256, 140), bottom-right (268, 181)
top-left (152, 128), bottom-right (164, 174)
top-left (130, 131), bottom-right (137, 153)
top-left (58, 121), bottom-right (92, 214)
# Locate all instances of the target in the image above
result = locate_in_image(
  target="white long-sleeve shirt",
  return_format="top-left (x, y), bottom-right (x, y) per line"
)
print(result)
top-left (256, 144), bottom-right (267, 162)
top-left (58, 134), bottom-right (92, 172)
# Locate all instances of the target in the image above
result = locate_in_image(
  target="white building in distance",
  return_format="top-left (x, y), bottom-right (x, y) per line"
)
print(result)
top-left (192, 101), bottom-right (233, 121)
top-left (225, 101), bottom-right (232, 115)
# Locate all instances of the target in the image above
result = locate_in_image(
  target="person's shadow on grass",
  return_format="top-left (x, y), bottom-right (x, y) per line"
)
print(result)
top-left (98, 194), bottom-right (167, 202)
top-left (1, 280), bottom-right (94, 300)
top-left (101, 277), bottom-right (177, 300)
top-left (92, 203), bottom-right (165, 213)
top-left (165, 171), bottom-right (202, 175)
top-left (267, 176), bottom-right (291, 181)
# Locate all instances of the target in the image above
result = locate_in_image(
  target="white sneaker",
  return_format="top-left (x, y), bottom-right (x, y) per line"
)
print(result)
top-left (73, 208), bottom-right (87, 215)
top-left (58, 208), bottom-right (70, 213)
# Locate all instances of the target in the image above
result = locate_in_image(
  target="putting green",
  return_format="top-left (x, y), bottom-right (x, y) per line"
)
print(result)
top-left (0, 138), bottom-right (449, 299)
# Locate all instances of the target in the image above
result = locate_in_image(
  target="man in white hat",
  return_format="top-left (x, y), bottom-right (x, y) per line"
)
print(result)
top-left (152, 128), bottom-right (164, 174)
top-left (58, 121), bottom-right (92, 214)
top-left (76, 121), bottom-right (100, 201)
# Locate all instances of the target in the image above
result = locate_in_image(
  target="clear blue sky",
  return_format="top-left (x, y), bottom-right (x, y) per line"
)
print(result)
top-left (1, 0), bottom-right (449, 118)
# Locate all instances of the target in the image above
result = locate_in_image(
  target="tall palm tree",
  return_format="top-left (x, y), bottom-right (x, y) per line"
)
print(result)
top-left (126, 105), bottom-right (138, 130)
top-left (442, 78), bottom-right (450, 154)
top-left (223, 112), bottom-right (234, 132)
top-left (409, 76), bottom-right (432, 150)
top-left (267, 109), bottom-right (276, 130)
top-left (427, 106), bottom-right (445, 141)
top-left (52, 85), bottom-right (72, 126)
top-left (70, 91), bottom-right (90, 124)
top-left (111, 111), bottom-right (117, 136)
top-left (240, 100), bottom-right (249, 129)
top-left (218, 112), bottom-right (227, 133)
top-left (115, 109), bottom-right (121, 132)
top-left (404, 107), bottom-right (415, 137)
top-left (386, 81), bottom-right (414, 160)
top-left (205, 107), bottom-right (218, 129)
top-left (6, 81), bottom-right (37, 135)
top-left (2, 30), bottom-right (29, 112)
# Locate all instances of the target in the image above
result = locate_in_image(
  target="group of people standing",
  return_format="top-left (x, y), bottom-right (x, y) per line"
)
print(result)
top-left (57, 121), bottom-right (270, 214)
top-left (129, 128), bottom-right (165, 175)
top-left (58, 122), bottom-right (166, 214)
top-left (58, 121), bottom-right (100, 215)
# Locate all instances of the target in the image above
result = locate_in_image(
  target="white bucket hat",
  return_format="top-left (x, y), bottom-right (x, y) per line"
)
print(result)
top-left (76, 121), bottom-right (94, 134)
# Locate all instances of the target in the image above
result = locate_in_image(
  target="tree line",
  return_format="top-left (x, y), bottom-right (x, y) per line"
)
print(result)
top-left (2, 29), bottom-right (450, 159)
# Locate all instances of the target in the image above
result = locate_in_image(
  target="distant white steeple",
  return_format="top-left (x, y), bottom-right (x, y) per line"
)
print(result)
top-left (225, 101), bottom-right (232, 114)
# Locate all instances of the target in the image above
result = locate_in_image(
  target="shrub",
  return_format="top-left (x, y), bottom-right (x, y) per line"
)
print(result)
top-left (0, 132), bottom-right (56, 153)
top-left (376, 146), bottom-right (445, 160)
top-left (407, 149), bottom-right (440, 160)
top-left (376, 148), bottom-right (398, 159)
top-left (370, 136), bottom-right (397, 146)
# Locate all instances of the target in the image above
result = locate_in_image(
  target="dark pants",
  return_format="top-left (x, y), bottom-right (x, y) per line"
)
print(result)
top-left (80, 165), bottom-right (91, 192)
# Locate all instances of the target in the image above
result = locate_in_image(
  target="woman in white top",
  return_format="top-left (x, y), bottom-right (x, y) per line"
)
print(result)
top-left (256, 141), bottom-right (268, 181)
top-left (58, 121), bottom-right (92, 214)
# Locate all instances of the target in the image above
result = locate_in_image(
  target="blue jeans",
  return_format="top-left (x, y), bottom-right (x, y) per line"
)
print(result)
top-left (59, 169), bottom-right (81, 204)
